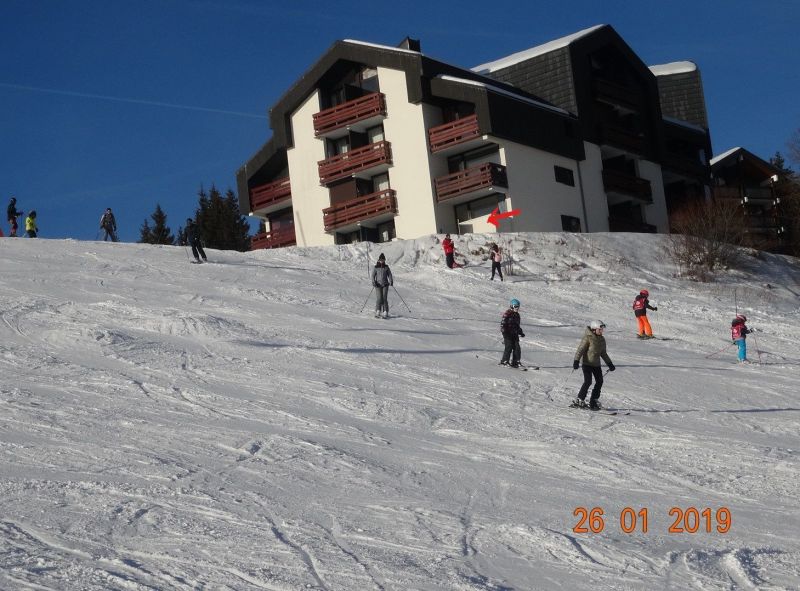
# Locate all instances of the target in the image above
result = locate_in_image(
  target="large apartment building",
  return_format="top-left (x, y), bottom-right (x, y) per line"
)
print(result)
top-left (237, 25), bottom-right (712, 249)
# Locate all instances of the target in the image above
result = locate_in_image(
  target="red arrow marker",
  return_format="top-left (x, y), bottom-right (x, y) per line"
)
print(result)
top-left (487, 207), bottom-right (521, 227)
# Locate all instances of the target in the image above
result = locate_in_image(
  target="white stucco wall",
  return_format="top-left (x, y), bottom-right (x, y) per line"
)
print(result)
top-left (637, 160), bottom-right (669, 232)
top-left (378, 67), bottom-right (439, 239)
top-left (497, 141), bottom-right (590, 233)
top-left (577, 142), bottom-right (610, 232)
top-left (286, 90), bottom-right (332, 247)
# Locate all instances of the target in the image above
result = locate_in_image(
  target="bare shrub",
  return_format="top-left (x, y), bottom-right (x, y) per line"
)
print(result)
top-left (665, 199), bottom-right (746, 280)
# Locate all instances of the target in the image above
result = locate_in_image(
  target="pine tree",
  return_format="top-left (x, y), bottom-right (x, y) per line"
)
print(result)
top-left (193, 185), bottom-right (251, 251)
top-left (138, 204), bottom-right (175, 245)
top-left (138, 219), bottom-right (154, 244)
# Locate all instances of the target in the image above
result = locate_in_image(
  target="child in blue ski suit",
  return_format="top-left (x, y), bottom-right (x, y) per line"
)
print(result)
top-left (731, 314), bottom-right (750, 363)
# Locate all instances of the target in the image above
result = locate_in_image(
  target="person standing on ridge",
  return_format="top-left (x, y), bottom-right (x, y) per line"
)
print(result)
top-left (441, 234), bottom-right (461, 269)
top-left (25, 210), bottom-right (38, 238)
top-left (633, 289), bottom-right (657, 338)
top-left (7, 197), bottom-right (23, 237)
top-left (490, 243), bottom-right (503, 281)
top-left (185, 218), bottom-right (207, 263)
top-left (571, 320), bottom-right (615, 410)
top-left (371, 252), bottom-right (393, 318)
top-left (99, 208), bottom-right (118, 242)
top-left (731, 314), bottom-right (751, 363)
top-left (499, 298), bottom-right (525, 368)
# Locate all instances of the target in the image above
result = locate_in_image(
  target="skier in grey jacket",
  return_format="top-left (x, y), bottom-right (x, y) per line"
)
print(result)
top-left (370, 253), bottom-right (393, 318)
top-left (571, 320), bottom-right (615, 410)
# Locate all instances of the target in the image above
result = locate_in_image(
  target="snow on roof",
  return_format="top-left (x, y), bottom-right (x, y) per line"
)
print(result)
top-left (710, 146), bottom-right (743, 166)
top-left (342, 39), bottom-right (421, 55)
top-left (662, 116), bottom-right (706, 134)
top-left (649, 61), bottom-right (697, 76)
top-left (471, 25), bottom-right (605, 74)
top-left (438, 75), bottom-right (569, 115)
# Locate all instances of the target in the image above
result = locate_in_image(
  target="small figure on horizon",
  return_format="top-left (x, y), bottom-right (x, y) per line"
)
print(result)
top-left (371, 252), bottom-right (393, 318)
top-left (571, 320), bottom-right (615, 410)
top-left (490, 243), bottom-right (503, 281)
top-left (7, 196), bottom-right (23, 237)
top-left (633, 289), bottom-right (657, 338)
top-left (441, 234), bottom-right (461, 269)
top-left (185, 218), bottom-right (207, 263)
top-left (499, 298), bottom-right (525, 368)
top-left (25, 210), bottom-right (38, 238)
top-left (99, 208), bottom-right (118, 242)
top-left (731, 314), bottom-right (751, 363)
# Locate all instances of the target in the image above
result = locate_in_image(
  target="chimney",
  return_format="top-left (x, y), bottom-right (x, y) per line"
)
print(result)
top-left (398, 37), bottom-right (421, 52)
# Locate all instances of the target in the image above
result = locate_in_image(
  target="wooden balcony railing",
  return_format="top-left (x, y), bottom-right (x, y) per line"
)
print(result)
top-left (250, 226), bottom-right (296, 250)
top-left (323, 189), bottom-right (397, 232)
top-left (318, 141), bottom-right (392, 185)
top-left (313, 93), bottom-right (386, 136)
top-left (434, 162), bottom-right (508, 202)
top-left (602, 168), bottom-right (653, 202)
top-left (428, 114), bottom-right (481, 153)
top-left (599, 123), bottom-right (646, 154)
top-left (249, 177), bottom-right (291, 212)
top-left (662, 153), bottom-right (708, 179)
top-left (593, 78), bottom-right (641, 110)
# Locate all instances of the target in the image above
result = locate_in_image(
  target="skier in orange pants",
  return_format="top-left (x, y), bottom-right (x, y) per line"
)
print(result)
top-left (633, 289), bottom-right (657, 338)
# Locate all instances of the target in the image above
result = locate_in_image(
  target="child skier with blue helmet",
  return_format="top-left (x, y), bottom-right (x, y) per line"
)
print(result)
top-left (499, 298), bottom-right (525, 368)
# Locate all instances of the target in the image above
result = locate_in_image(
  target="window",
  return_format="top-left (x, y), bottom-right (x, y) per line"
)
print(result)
top-left (455, 194), bottom-right (505, 225)
top-left (561, 215), bottom-right (582, 232)
top-left (554, 166), bottom-right (575, 186)
top-left (366, 125), bottom-right (385, 144)
top-left (372, 173), bottom-right (390, 192)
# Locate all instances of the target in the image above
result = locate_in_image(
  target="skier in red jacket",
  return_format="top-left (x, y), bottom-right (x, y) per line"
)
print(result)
top-left (441, 234), bottom-right (461, 268)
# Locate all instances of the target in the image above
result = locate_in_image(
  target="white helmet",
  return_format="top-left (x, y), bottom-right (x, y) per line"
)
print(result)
top-left (589, 320), bottom-right (606, 330)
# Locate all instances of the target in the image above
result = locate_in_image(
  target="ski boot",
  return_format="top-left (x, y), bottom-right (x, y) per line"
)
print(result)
top-left (570, 398), bottom-right (588, 409)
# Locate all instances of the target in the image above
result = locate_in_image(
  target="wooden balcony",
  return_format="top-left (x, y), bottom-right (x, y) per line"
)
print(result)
top-left (323, 189), bottom-right (397, 232)
top-left (602, 168), bottom-right (653, 203)
top-left (435, 163), bottom-right (508, 203)
top-left (599, 123), bottom-right (646, 154)
top-left (318, 141), bottom-right (392, 185)
top-left (250, 226), bottom-right (297, 250)
top-left (662, 153), bottom-right (708, 180)
top-left (593, 78), bottom-right (642, 111)
top-left (249, 177), bottom-right (291, 213)
top-left (313, 93), bottom-right (386, 137)
top-left (428, 114), bottom-right (481, 153)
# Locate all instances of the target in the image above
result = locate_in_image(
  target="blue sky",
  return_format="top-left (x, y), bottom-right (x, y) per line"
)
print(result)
top-left (2, 0), bottom-right (798, 242)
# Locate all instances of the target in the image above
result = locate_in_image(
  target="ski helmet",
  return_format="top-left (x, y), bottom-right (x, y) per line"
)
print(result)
top-left (589, 319), bottom-right (606, 330)
top-left (640, 289), bottom-right (649, 297)
top-left (510, 298), bottom-right (520, 308)
top-left (736, 314), bottom-right (747, 322)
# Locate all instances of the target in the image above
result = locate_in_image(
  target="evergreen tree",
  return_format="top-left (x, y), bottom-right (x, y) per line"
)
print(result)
top-left (193, 185), bottom-right (251, 251)
top-left (138, 219), bottom-right (154, 244)
top-left (138, 204), bottom-right (175, 245)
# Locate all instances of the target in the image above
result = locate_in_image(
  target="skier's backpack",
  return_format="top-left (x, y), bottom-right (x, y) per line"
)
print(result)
top-left (632, 295), bottom-right (646, 311)
top-left (731, 319), bottom-right (746, 340)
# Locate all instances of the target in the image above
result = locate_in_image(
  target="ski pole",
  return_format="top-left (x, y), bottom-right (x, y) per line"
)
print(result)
top-left (751, 329), bottom-right (763, 364)
top-left (359, 286), bottom-right (375, 313)
top-left (704, 342), bottom-right (735, 359)
top-left (391, 285), bottom-right (411, 312)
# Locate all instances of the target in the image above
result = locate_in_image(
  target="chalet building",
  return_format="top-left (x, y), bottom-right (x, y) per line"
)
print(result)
top-left (237, 25), bottom-right (713, 249)
top-left (710, 147), bottom-right (787, 252)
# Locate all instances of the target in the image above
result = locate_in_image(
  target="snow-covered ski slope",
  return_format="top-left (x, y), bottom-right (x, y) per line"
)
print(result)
top-left (1, 233), bottom-right (799, 591)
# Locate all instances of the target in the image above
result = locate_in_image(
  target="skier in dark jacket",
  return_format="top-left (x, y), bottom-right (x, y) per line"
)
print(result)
top-left (499, 298), bottom-right (525, 367)
top-left (185, 218), bottom-right (207, 263)
top-left (7, 197), bottom-right (23, 237)
top-left (99, 208), bottom-right (118, 242)
top-left (633, 289), bottom-right (657, 338)
top-left (571, 320), bottom-right (615, 410)
top-left (370, 253), bottom-right (393, 318)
